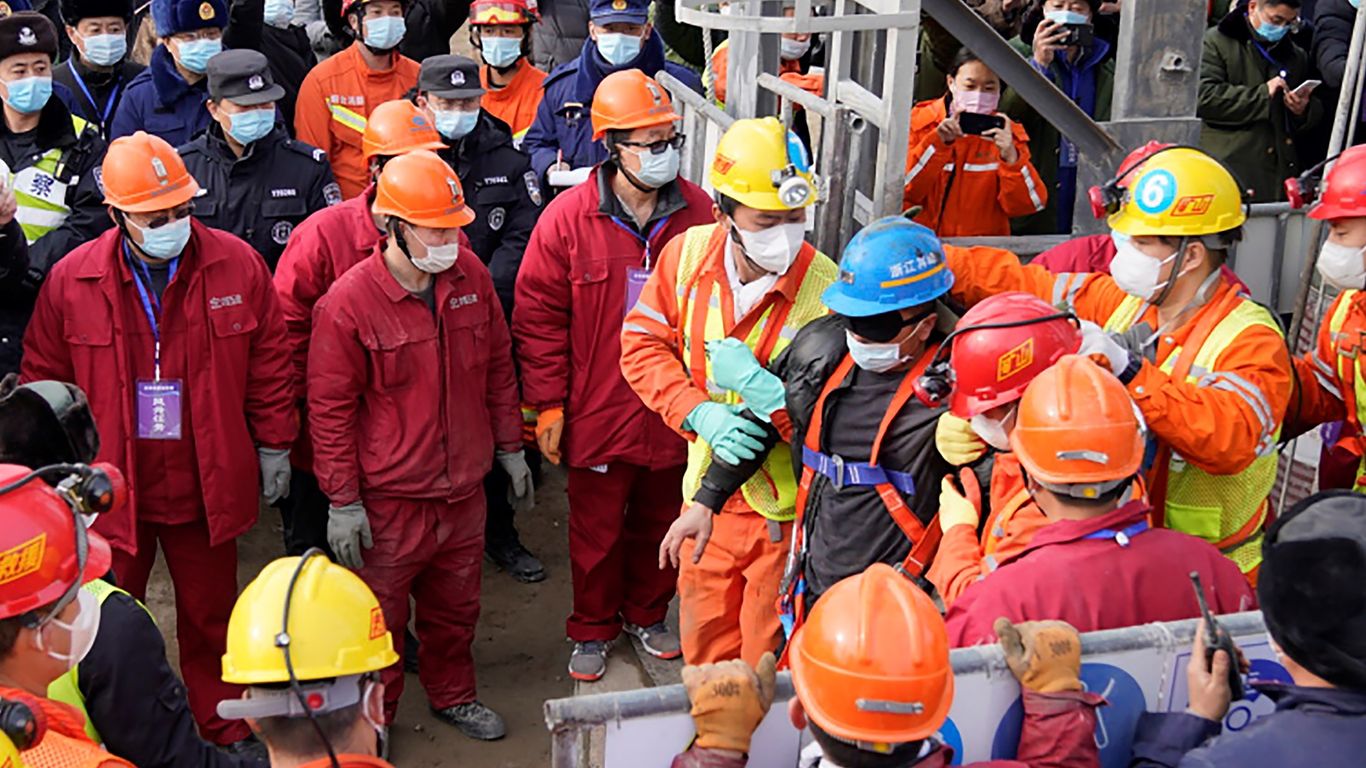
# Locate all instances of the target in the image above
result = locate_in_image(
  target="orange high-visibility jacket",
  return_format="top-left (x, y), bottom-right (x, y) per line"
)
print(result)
top-left (903, 97), bottom-right (1047, 236)
top-left (480, 59), bottom-right (547, 142)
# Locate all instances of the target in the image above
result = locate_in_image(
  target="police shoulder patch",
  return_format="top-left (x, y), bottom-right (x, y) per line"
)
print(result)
top-left (488, 206), bottom-right (506, 231)
top-left (523, 170), bottom-right (543, 207)
top-left (323, 182), bottom-right (343, 207)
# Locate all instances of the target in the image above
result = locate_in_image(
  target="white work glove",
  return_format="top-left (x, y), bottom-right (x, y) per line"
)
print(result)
top-left (497, 449), bottom-right (535, 514)
top-left (1078, 320), bottom-right (1131, 378)
top-left (258, 447), bottom-right (291, 505)
top-left (328, 502), bottom-right (372, 569)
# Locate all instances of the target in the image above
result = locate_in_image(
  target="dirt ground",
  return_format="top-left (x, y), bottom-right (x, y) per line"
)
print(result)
top-left (144, 465), bottom-right (624, 768)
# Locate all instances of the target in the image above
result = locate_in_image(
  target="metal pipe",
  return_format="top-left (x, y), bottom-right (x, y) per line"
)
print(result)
top-left (816, 108), bottom-right (855, 257)
top-left (758, 71), bottom-right (836, 118)
top-left (656, 70), bottom-right (736, 131)
top-left (920, 0), bottom-right (1120, 162)
top-left (1287, 3), bottom-right (1366, 346)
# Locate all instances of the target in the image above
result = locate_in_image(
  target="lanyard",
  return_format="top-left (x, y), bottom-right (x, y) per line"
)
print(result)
top-left (124, 243), bottom-right (179, 380)
top-left (608, 214), bottom-right (671, 270)
top-left (1082, 520), bottom-right (1149, 547)
top-left (69, 65), bottom-right (121, 129)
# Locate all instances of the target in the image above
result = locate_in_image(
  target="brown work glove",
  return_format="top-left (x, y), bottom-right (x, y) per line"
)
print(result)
top-left (995, 617), bottom-right (1084, 694)
top-left (681, 652), bottom-right (777, 753)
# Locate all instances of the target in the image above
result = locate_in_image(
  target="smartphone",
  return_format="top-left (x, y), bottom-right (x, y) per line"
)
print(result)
top-left (1059, 22), bottom-right (1094, 48)
top-left (1290, 79), bottom-right (1322, 97)
top-left (959, 112), bottom-right (1006, 136)
top-left (1190, 571), bottom-right (1244, 702)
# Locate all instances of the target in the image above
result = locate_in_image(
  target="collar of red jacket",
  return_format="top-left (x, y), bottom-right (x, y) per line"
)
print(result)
top-left (74, 221), bottom-right (228, 281)
top-left (1015, 498), bottom-right (1150, 554)
top-left (364, 245), bottom-right (469, 303)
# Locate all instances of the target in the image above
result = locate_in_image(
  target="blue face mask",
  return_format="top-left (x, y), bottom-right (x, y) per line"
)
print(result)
top-left (1252, 12), bottom-right (1290, 42)
top-left (81, 33), bottom-right (127, 67)
top-left (363, 15), bottom-right (406, 50)
top-left (131, 216), bottom-right (192, 260)
top-left (626, 145), bottom-right (679, 188)
top-left (264, 0), bottom-right (294, 28)
top-left (433, 108), bottom-right (479, 139)
top-left (175, 37), bottom-right (222, 74)
top-left (1043, 9), bottom-right (1090, 25)
top-left (481, 35), bottom-right (522, 68)
top-left (596, 32), bottom-right (642, 66)
top-left (2, 76), bottom-right (52, 114)
top-left (1353, 0), bottom-right (1362, 9)
top-left (227, 106), bottom-right (276, 144)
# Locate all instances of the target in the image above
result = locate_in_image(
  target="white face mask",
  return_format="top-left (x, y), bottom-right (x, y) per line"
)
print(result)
top-left (406, 225), bottom-right (460, 273)
top-left (845, 329), bottom-right (909, 373)
top-left (1110, 231), bottom-right (1181, 301)
top-left (971, 409), bottom-right (1013, 451)
top-left (36, 588), bottom-right (100, 670)
top-left (1316, 240), bottom-right (1366, 290)
top-left (779, 36), bottom-right (810, 60)
top-left (736, 221), bottom-right (806, 274)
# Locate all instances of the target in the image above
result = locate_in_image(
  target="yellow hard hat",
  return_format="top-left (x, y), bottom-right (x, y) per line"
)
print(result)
top-left (0, 729), bottom-right (23, 768)
top-left (710, 116), bottom-right (817, 211)
top-left (1107, 147), bottom-right (1246, 237)
top-left (221, 556), bottom-right (399, 685)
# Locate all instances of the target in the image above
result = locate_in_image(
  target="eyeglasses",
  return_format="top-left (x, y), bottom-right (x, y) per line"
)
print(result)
top-left (617, 134), bottom-right (686, 155)
top-left (134, 202), bottom-right (195, 230)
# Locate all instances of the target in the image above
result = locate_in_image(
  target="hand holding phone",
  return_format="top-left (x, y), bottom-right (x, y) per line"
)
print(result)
top-left (959, 112), bottom-right (1006, 136)
top-left (1291, 79), bottom-right (1322, 97)
top-left (1190, 571), bottom-right (1244, 703)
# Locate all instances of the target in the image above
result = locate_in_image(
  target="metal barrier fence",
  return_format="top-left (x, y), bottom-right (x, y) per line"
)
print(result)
top-left (545, 611), bottom-right (1273, 768)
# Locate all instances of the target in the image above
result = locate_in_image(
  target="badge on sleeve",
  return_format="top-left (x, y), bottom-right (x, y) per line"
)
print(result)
top-left (523, 170), bottom-right (544, 207)
top-left (136, 379), bottom-right (183, 440)
top-left (323, 182), bottom-right (342, 206)
top-left (488, 207), bottom-right (505, 231)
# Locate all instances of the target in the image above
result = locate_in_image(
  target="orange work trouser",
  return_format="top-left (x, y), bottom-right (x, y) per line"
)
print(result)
top-left (678, 510), bottom-right (790, 666)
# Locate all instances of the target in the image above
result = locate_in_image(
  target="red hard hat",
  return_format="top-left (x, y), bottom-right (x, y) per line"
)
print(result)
top-left (948, 292), bottom-right (1081, 419)
top-left (0, 464), bottom-right (111, 621)
top-left (1310, 145), bottom-right (1366, 221)
top-left (1117, 141), bottom-right (1173, 187)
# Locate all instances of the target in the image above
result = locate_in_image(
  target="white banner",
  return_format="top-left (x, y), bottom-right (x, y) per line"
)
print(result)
top-left (553, 613), bottom-right (1283, 768)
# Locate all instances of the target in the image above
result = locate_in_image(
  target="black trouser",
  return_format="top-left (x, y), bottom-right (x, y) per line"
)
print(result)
top-left (484, 450), bottom-right (541, 549)
top-left (278, 468), bottom-right (334, 558)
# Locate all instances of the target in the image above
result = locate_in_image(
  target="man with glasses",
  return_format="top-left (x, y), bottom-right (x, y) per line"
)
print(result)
top-left (110, 0), bottom-right (228, 146)
top-left (20, 130), bottom-right (296, 751)
top-left (514, 70), bottom-right (712, 681)
top-left (415, 54), bottom-right (545, 584)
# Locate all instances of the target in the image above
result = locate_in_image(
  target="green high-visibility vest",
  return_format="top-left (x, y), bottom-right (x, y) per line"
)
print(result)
top-left (10, 115), bottom-right (89, 244)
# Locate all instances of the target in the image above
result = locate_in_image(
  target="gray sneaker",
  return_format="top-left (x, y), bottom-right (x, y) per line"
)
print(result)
top-left (624, 621), bottom-right (682, 660)
top-left (431, 701), bottom-right (507, 741)
top-left (569, 640), bottom-right (611, 681)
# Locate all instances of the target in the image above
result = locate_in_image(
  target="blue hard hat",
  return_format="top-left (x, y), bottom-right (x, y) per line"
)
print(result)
top-left (822, 217), bottom-right (954, 317)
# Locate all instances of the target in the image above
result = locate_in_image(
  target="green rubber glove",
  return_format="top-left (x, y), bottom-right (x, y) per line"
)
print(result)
top-left (706, 339), bottom-right (787, 421)
top-left (685, 402), bottom-right (768, 465)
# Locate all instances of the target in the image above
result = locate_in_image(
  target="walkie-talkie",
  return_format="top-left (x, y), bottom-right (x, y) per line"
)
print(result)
top-left (1189, 571), bottom-right (1244, 702)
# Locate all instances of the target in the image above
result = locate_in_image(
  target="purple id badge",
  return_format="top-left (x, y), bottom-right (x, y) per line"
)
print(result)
top-left (625, 267), bottom-right (650, 317)
top-left (136, 379), bottom-right (183, 440)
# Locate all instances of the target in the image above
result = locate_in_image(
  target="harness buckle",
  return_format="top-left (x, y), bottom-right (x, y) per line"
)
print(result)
top-left (829, 453), bottom-right (845, 490)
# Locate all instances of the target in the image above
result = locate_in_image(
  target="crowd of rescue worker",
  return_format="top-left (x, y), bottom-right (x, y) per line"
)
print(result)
top-left (0, 0), bottom-right (1363, 765)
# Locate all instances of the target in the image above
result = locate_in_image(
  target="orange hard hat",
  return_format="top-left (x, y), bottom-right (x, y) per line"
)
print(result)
top-left (0, 463), bottom-right (112, 621)
top-left (362, 100), bottom-right (446, 161)
top-left (101, 131), bottom-right (200, 213)
top-left (788, 563), bottom-right (953, 745)
top-left (590, 70), bottom-right (680, 141)
top-left (1010, 354), bottom-right (1144, 497)
top-left (372, 150), bottom-right (475, 228)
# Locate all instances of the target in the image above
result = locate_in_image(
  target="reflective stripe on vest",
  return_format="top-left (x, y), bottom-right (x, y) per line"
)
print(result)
top-left (328, 103), bottom-right (368, 134)
top-left (676, 223), bottom-right (837, 521)
top-left (46, 579), bottom-right (148, 745)
top-left (1325, 289), bottom-right (1366, 493)
top-left (1104, 293), bottom-right (1282, 573)
top-left (11, 115), bottom-right (87, 244)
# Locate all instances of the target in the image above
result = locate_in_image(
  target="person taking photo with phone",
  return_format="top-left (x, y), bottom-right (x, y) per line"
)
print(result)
top-left (903, 47), bottom-right (1047, 237)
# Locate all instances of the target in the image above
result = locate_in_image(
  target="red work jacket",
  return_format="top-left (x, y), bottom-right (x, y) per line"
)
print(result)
top-left (21, 223), bottom-right (296, 554)
top-left (945, 500), bottom-right (1256, 647)
top-left (512, 167), bottom-right (713, 469)
top-left (273, 184), bottom-right (469, 468)
top-left (308, 249), bottom-right (521, 504)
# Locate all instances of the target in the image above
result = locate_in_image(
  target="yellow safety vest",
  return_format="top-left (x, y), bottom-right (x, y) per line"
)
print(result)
top-left (11, 115), bottom-right (89, 244)
top-left (1324, 289), bottom-right (1366, 492)
top-left (676, 224), bottom-right (837, 521)
top-left (47, 579), bottom-right (151, 745)
top-left (1104, 294), bottom-right (1282, 574)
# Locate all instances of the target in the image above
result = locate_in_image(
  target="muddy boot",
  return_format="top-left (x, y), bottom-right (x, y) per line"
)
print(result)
top-left (431, 701), bottom-right (507, 741)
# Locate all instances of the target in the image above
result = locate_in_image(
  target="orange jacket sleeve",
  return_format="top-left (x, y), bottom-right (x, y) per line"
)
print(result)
top-left (709, 44), bottom-right (728, 105)
top-left (994, 123), bottom-right (1048, 218)
top-left (903, 126), bottom-right (953, 211)
top-left (924, 523), bottom-right (984, 609)
top-left (1128, 320), bottom-right (1291, 475)
top-left (294, 70), bottom-right (332, 159)
top-left (944, 244), bottom-right (1130, 320)
top-left (1286, 296), bottom-right (1351, 437)
top-left (620, 232), bottom-right (710, 435)
top-left (779, 70), bottom-right (825, 98)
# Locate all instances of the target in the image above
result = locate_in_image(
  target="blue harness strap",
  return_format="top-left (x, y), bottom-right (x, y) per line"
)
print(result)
top-left (801, 445), bottom-right (917, 496)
